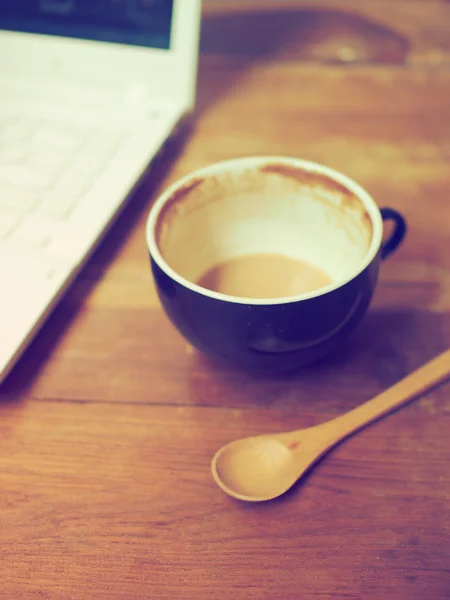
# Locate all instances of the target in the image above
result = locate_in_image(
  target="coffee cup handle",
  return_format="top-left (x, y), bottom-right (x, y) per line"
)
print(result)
top-left (380, 208), bottom-right (407, 260)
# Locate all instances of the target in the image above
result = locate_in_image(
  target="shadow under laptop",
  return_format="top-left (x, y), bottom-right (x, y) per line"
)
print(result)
top-left (0, 125), bottom-right (192, 401)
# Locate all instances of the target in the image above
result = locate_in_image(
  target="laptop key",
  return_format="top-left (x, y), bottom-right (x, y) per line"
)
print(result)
top-left (0, 209), bottom-right (20, 238)
top-left (35, 191), bottom-right (78, 220)
top-left (0, 186), bottom-right (38, 212)
top-left (12, 216), bottom-right (58, 248)
top-left (53, 172), bottom-right (90, 197)
top-left (0, 164), bottom-right (55, 188)
top-left (0, 142), bottom-right (31, 163)
top-left (33, 127), bottom-right (84, 150)
top-left (0, 121), bottom-right (30, 143)
top-left (28, 148), bottom-right (69, 169)
top-left (0, 241), bottom-right (67, 284)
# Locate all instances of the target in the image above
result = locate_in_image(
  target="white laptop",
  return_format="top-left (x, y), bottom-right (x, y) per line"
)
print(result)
top-left (0, 0), bottom-right (202, 383)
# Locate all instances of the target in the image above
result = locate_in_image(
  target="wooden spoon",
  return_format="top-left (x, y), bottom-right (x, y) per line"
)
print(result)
top-left (211, 349), bottom-right (450, 502)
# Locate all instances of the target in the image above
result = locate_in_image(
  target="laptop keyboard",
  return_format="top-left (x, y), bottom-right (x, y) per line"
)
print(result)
top-left (0, 79), bottom-right (180, 384)
top-left (0, 117), bottom-right (124, 246)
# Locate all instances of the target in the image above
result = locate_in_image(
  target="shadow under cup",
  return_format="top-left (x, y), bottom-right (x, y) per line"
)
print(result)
top-left (146, 157), bottom-right (406, 372)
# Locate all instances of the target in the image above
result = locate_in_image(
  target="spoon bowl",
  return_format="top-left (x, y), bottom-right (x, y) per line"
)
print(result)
top-left (212, 349), bottom-right (450, 502)
top-left (212, 427), bottom-right (331, 501)
top-left (212, 436), bottom-right (300, 501)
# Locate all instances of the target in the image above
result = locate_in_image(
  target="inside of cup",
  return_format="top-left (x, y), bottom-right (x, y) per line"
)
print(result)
top-left (155, 161), bottom-right (373, 296)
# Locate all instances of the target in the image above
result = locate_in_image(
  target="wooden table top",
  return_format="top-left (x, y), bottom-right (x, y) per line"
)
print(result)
top-left (2, 2), bottom-right (450, 598)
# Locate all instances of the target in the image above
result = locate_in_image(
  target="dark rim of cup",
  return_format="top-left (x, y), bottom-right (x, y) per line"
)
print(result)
top-left (146, 156), bottom-right (383, 306)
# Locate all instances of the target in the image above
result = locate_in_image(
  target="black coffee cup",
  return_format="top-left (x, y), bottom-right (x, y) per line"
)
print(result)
top-left (146, 157), bottom-right (406, 372)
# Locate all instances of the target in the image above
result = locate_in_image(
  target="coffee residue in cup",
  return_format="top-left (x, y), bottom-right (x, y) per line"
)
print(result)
top-left (196, 254), bottom-right (333, 299)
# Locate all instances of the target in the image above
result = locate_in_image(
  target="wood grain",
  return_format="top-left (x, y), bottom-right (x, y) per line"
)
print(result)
top-left (1, 2), bottom-right (450, 598)
top-left (1, 400), bottom-right (449, 600)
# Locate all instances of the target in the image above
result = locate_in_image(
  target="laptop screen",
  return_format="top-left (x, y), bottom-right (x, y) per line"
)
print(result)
top-left (0, 0), bottom-right (174, 50)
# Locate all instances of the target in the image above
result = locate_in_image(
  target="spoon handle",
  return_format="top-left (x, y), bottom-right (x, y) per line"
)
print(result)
top-left (319, 348), bottom-right (450, 443)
